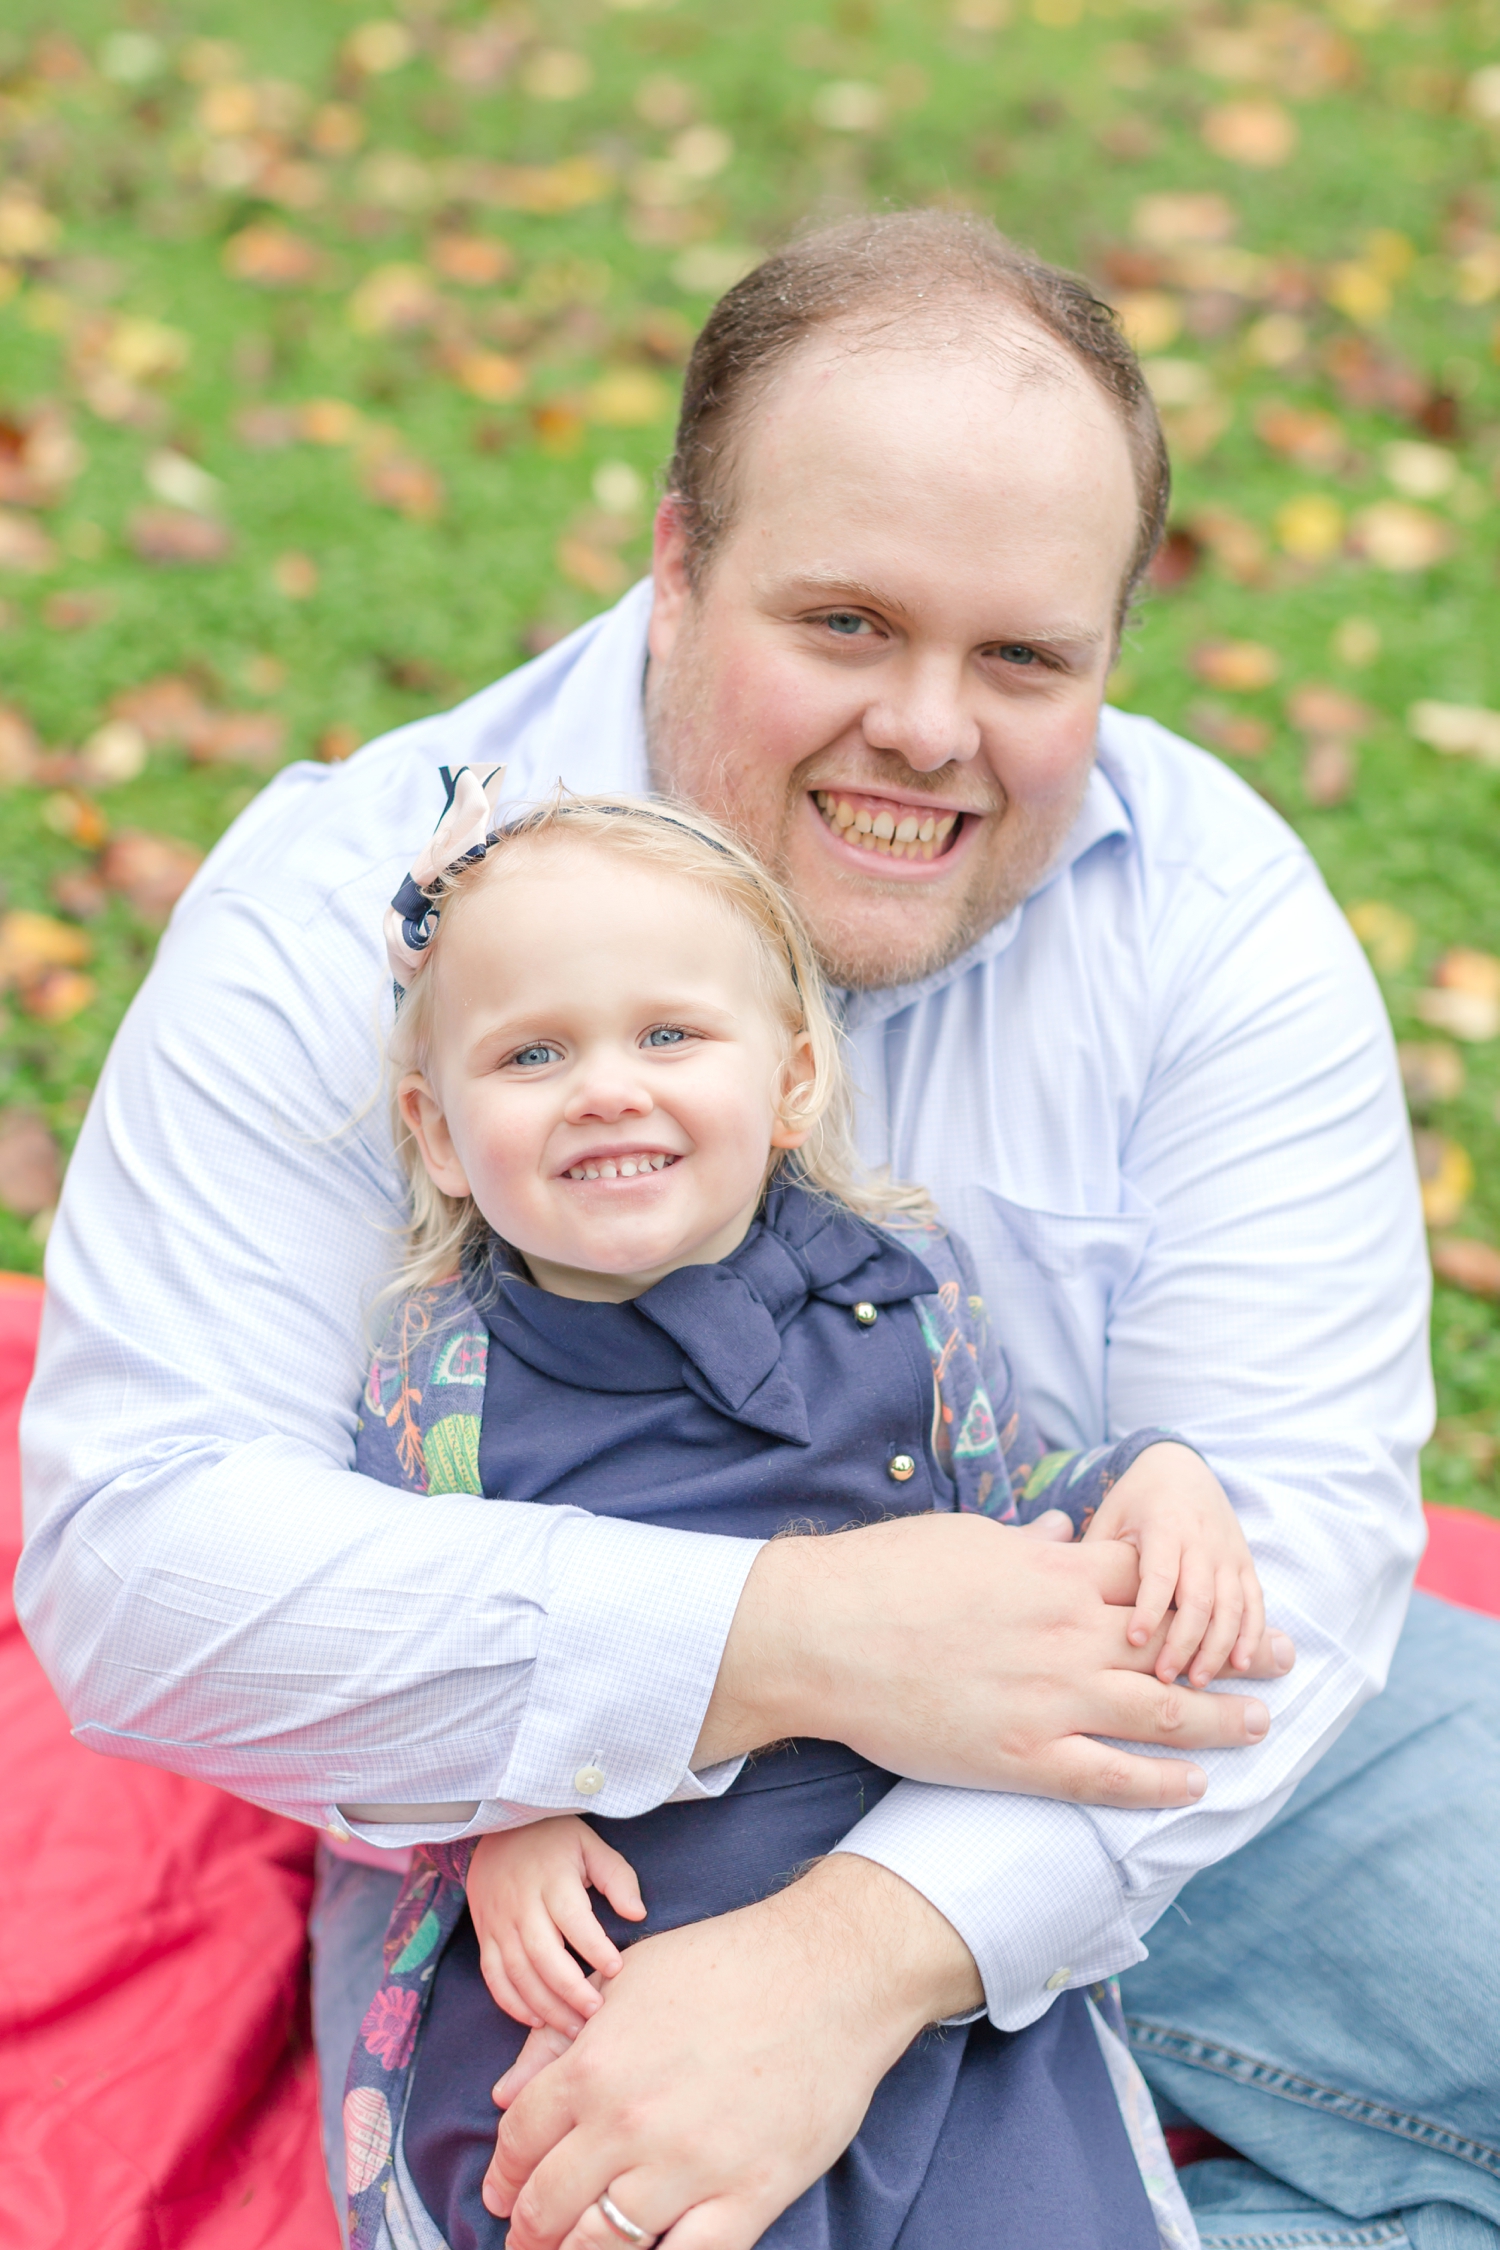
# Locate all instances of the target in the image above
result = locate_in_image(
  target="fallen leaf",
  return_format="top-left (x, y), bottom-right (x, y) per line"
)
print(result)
top-left (520, 48), bottom-right (593, 102)
top-left (42, 589), bottom-right (114, 630)
top-left (79, 721), bottom-right (148, 785)
top-left (186, 712), bottom-right (286, 769)
top-left (128, 509), bottom-right (234, 566)
top-left (556, 537), bottom-right (631, 598)
top-left (531, 402), bottom-right (586, 455)
top-left (0, 1111), bottom-right (61, 1218)
top-left (0, 403), bottom-right (85, 507)
top-left (0, 910), bottom-right (91, 985)
top-left (0, 186), bottom-right (61, 259)
top-left (1321, 334), bottom-right (1429, 420)
top-left (1286, 685), bottom-right (1373, 739)
top-left (1111, 290), bottom-right (1183, 353)
top-left (1433, 949), bottom-right (1500, 1001)
top-left (585, 369), bottom-right (673, 426)
top-left (146, 449), bottom-right (224, 515)
top-left (1302, 738), bottom-right (1357, 806)
top-left (223, 224), bottom-right (321, 287)
top-left (450, 350), bottom-right (526, 404)
top-left (1399, 1041), bottom-right (1466, 1110)
top-left (347, 264), bottom-right (441, 336)
top-left (1132, 193), bottom-right (1238, 248)
top-left (1324, 261), bottom-right (1390, 326)
top-left (1189, 508), bottom-right (1268, 584)
top-left (811, 80), bottom-right (888, 132)
top-left (1333, 617), bottom-right (1381, 668)
top-left (364, 454), bottom-right (445, 519)
top-left (272, 551), bottom-right (320, 598)
top-left (1201, 99), bottom-right (1297, 167)
top-left (21, 967), bottom-right (95, 1023)
top-left (110, 674), bottom-right (213, 745)
top-left (50, 868), bottom-right (106, 920)
top-left (343, 20), bottom-right (414, 75)
top-left (317, 725), bottom-right (360, 763)
top-left (1431, 1236), bottom-right (1500, 1299)
top-left (1414, 1129), bottom-right (1474, 1229)
top-left (234, 403), bottom-right (299, 449)
top-left (356, 151), bottom-right (436, 213)
top-left (41, 791), bottom-right (108, 849)
top-left (0, 704), bottom-right (40, 783)
top-left (0, 510), bottom-right (57, 572)
top-left (298, 398), bottom-right (365, 446)
top-left (430, 234), bottom-right (515, 288)
top-left (1382, 440), bottom-right (1457, 500)
top-left (1274, 494), bottom-right (1344, 560)
top-left (478, 158), bottom-right (615, 216)
top-left (440, 20), bottom-right (523, 88)
top-left (310, 102), bottom-right (366, 156)
top-left (1347, 900), bottom-right (1416, 974)
top-left (1414, 989), bottom-right (1500, 1042)
top-left (99, 831), bottom-right (204, 922)
top-left (1187, 701), bottom-right (1272, 757)
top-left (1191, 639), bottom-right (1280, 692)
top-left (1254, 400), bottom-right (1348, 471)
top-left (1409, 701), bottom-right (1500, 763)
top-left (1350, 502), bottom-right (1454, 572)
top-left (1147, 526), bottom-right (1202, 591)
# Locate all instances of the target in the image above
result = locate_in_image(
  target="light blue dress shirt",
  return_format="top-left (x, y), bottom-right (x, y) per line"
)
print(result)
top-left (16, 580), bottom-right (1431, 2032)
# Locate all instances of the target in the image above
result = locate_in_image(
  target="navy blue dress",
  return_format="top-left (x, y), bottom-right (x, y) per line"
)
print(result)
top-left (357, 1184), bottom-right (1162, 2250)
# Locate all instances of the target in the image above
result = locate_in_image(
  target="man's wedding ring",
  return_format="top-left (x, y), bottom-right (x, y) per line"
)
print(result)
top-left (596, 2191), bottom-right (653, 2245)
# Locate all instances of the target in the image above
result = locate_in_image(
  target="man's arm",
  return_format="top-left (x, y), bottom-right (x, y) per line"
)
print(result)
top-left (830, 833), bottom-right (1429, 2027)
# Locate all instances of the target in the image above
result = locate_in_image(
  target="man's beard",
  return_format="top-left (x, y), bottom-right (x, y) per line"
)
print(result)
top-left (645, 638), bottom-right (1091, 994)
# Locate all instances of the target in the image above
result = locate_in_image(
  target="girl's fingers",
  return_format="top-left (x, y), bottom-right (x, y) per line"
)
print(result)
top-left (520, 1909), bottom-right (607, 2026)
top-left (1230, 1563), bottom-right (1267, 1672)
top-left (580, 1835), bottom-right (648, 1923)
top-left (549, 1888), bottom-right (628, 1982)
top-left (501, 1927), bottom-right (591, 2038)
top-left (478, 1941), bottom-right (546, 2030)
top-left (1128, 1536), bottom-right (1182, 1647)
top-left (1156, 1556), bottom-right (1215, 1681)
top-left (1188, 1565), bottom-right (1243, 1688)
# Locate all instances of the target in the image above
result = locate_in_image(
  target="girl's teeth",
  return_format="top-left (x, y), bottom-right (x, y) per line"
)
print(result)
top-left (620, 1160), bottom-right (637, 1177)
top-left (600, 1161), bottom-right (618, 1178)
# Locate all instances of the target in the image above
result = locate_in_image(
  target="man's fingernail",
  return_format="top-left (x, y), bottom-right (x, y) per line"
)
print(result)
top-left (1245, 1700), bottom-right (1269, 1739)
top-left (1272, 1632), bottom-right (1295, 1673)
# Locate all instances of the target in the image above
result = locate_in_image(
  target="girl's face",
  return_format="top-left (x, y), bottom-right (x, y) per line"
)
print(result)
top-left (399, 838), bottom-right (814, 1302)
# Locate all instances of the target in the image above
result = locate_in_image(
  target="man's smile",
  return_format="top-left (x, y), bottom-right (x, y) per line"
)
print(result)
top-left (806, 787), bottom-right (983, 877)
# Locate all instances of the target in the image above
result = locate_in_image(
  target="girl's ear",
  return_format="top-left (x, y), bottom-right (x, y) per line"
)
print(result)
top-left (769, 1032), bottom-right (817, 1152)
top-left (398, 1072), bottom-right (472, 1198)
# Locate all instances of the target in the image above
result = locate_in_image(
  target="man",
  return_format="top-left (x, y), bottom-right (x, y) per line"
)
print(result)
top-left (18, 213), bottom-right (1489, 2250)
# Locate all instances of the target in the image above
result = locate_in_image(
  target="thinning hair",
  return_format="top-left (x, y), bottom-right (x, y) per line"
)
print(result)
top-left (666, 208), bottom-right (1170, 623)
top-left (386, 790), bottom-right (933, 1298)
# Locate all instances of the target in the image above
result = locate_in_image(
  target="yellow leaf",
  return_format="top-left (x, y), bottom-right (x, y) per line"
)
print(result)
top-left (585, 369), bottom-right (672, 427)
top-left (1275, 495), bottom-right (1344, 559)
top-left (1346, 900), bottom-right (1416, 974)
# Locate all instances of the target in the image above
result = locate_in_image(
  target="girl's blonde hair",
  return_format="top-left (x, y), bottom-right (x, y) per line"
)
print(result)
top-left (387, 789), bottom-right (933, 1295)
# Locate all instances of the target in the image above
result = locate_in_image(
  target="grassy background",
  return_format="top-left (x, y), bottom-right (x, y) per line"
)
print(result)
top-left (1, 0), bottom-right (1497, 1501)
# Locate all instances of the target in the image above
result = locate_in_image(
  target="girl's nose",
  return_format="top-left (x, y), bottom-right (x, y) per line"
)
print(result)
top-left (563, 1058), bottom-right (654, 1124)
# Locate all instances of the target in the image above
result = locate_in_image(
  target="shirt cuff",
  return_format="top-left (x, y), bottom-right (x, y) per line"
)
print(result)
top-left (830, 1781), bottom-right (1146, 2031)
top-left (496, 1512), bottom-right (763, 1820)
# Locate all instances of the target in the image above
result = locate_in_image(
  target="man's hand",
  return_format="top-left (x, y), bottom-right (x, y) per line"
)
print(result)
top-left (484, 1856), bottom-right (975, 2250)
top-left (694, 1513), bottom-right (1294, 1808)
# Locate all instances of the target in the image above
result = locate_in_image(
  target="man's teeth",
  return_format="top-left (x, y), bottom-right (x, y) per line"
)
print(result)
top-left (814, 793), bottom-right (958, 860)
top-left (566, 1154), bottom-right (676, 1181)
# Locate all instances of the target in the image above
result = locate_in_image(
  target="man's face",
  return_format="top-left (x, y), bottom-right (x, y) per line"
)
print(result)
top-left (645, 324), bottom-right (1140, 990)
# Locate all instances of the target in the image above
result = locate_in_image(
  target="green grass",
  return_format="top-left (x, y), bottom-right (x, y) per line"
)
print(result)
top-left (1, 0), bottom-right (1498, 1503)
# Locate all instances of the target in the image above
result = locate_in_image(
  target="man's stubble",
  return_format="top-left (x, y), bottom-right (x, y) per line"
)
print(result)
top-left (644, 626), bottom-right (1093, 995)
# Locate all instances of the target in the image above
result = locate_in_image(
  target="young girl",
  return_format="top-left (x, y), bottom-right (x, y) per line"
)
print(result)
top-left (344, 770), bottom-right (1261, 2250)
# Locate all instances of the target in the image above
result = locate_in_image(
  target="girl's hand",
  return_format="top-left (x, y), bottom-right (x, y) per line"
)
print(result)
top-left (467, 1817), bottom-right (647, 2037)
top-left (1084, 1442), bottom-right (1268, 1691)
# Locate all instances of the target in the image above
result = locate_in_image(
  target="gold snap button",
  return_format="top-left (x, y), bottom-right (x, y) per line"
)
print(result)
top-left (854, 1302), bottom-right (878, 1327)
top-left (888, 1454), bottom-right (916, 1483)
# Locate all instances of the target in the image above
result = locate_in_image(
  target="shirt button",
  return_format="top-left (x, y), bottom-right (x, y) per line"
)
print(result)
top-left (853, 1302), bottom-right (878, 1327)
top-left (573, 1764), bottom-right (605, 1796)
top-left (1045, 1967), bottom-right (1073, 1992)
top-left (888, 1454), bottom-right (916, 1483)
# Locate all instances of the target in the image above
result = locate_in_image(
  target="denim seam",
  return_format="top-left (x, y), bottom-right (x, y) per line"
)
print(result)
top-left (1129, 2017), bottom-right (1500, 2178)
top-left (1192, 2226), bottom-right (1407, 2248)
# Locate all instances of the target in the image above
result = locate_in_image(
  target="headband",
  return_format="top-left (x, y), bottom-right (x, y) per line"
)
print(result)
top-left (384, 763), bottom-right (507, 988)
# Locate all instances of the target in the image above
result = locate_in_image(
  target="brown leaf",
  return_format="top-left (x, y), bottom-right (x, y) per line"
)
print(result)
top-left (1187, 702), bottom-right (1272, 757)
top-left (0, 510), bottom-right (58, 573)
top-left (186, 711), bottom-right (286, 769)
top-left (41, 791), bottom-right (109, 850)
top-left (364, 454), bottom-right (444, 519)
top-left (1191, 639), bottom-right (1280, 692)
top-left (21, 968), bottom-right (95, 1023)
top-left (1189, 508), bottom-right (1269, 585)
top-left (128, 508), bottom-right (234, 566)
top-left (42, 589), bottom-right (114, 631)
top-left (1286, 685), bottom-right (1374, 739)
top-left (1302, 738), bottom-right (1357, 806)
top-left (1398, 1041), bottom-right (1466, 1111)
top-left (0, 1110), bottom-right (61, 1218)
top-left (234, 403), bottom-right (299, 449)
top-left (223, 224), bottom-right (322, 287)
top-left (50, 868), bottom-right (107, 920)
top-left (1431, 1236), bottom-right (1500, 1300)
top-left (0, 703), bottom-right (40, 783)
top-left (317, 725), bottom-right (360, 763)
top-left (1146, 527), bottom-right (1202, 591)
top-left (430, 233), bottom-right (515, 288)
top-left (99, 831), bottom-right (204, 923)
top-left (0, 404), bottom-right (85, 508)
top-left (1253, 400), bottom-right (1348, 472)
top-left (110, 674), bottom-right (214, 746)
top-left (1321, 335), bottom-right (1429, 420)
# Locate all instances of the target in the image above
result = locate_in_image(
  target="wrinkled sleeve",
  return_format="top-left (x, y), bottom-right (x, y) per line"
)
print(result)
top-left (835, 846), bottom-right (1430, 2028)
top-left (15, 873), bottom-right (758, 1846)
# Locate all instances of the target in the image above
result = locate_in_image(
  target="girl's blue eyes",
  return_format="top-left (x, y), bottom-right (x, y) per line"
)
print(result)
top-left (644, 1026), bottom-right (687, 1047)
top-left (507, 1029), bottom-right (689, 1067)
top-left (511, 1044), bottom-right (557, 1068)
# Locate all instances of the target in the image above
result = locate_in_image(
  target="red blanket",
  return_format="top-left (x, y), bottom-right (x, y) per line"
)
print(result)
top-left (3, 1281), bottom-right (1496, 2247)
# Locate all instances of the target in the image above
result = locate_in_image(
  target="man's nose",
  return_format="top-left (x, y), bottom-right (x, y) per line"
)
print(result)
top-left (860, 657), bottom-right (981, 773)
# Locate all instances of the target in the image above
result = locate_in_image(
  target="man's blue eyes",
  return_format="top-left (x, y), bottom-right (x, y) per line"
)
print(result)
top-left (825, 613), bottom-right (866, 636)
top-left (998, 645), bottom-right (1037, 665)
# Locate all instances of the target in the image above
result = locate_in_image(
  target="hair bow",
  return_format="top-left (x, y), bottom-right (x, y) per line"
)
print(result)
top-left (384, 763), bottom-right (507, 987)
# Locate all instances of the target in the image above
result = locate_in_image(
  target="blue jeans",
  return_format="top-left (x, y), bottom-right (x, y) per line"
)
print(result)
top-left (309, 1594), bottom-right (1500, 2248)
top-left (1123, 1592), bottom-right (1500, 2249)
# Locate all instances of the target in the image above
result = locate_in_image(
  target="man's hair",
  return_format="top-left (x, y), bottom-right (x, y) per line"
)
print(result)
top-left (666, 208), bottom-right (1171, 622)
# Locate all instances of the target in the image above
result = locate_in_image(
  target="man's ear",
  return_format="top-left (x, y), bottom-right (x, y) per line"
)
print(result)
top-left (398, 1072), bottom-right (472, 1199)
top-left (647, 497), bottom-right (693, 665)
top-left (769, 1033), bottom-right (818, 1152)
